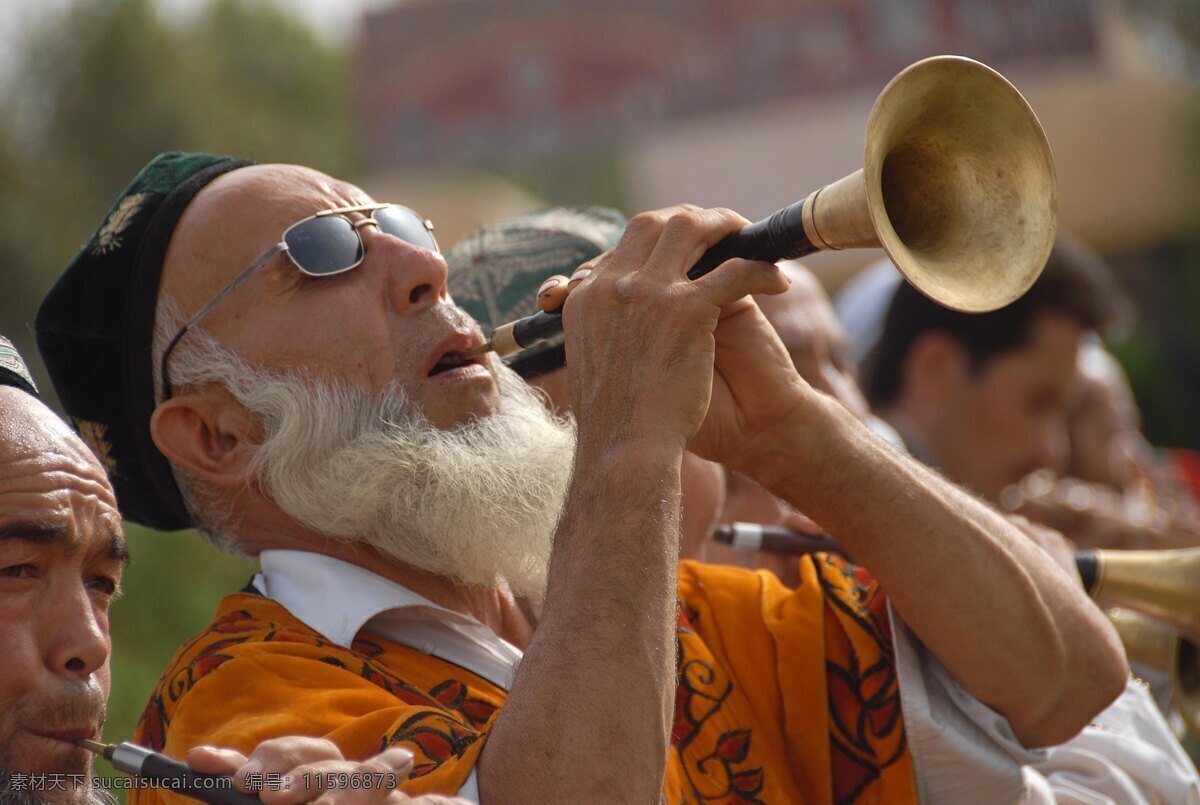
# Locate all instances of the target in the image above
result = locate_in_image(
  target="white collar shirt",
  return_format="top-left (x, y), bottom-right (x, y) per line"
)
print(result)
top-left (251, 548), bottom-right (1200, 804)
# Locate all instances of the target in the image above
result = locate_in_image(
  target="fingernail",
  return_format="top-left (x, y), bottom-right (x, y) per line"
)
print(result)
top-left (537, 278), bottom-right (561, 296)
top-left (385, 747), bottom-right (414, 767)
top-left (568, 269), bottom-right (591, 285)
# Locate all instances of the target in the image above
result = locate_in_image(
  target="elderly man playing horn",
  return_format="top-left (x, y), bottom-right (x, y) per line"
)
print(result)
top-left (0, 335), bottom-right (452, 805)
top-left (35, 153), bottom-right (1126, 803)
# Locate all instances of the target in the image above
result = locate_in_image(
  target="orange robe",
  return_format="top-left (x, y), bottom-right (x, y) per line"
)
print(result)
top-left (132, 555), bottom-right (916, 803)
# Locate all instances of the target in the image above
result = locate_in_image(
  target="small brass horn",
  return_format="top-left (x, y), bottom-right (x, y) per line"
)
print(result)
top-left (1107, 609), bottom-right (1200, 739)
top-left (1077, 547), bottom-right (1200, 644)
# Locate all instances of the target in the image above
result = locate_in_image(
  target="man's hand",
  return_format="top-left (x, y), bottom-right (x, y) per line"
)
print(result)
top-left (691, 294), bottom-right (815, 470)
top-left (1004, 471), bottom-right (1200, 550)
top-left (482, 206), bottom-right (786, 802)
top-left (536, 206), bottom-right (793, 464)
top-left (187, 737), bottom-right (466, 804)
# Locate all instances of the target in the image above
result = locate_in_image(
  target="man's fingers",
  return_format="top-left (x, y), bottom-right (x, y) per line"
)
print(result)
top-left (262, 757), bottom-right (406, 805)
top-left (536, 274), bottom-right (570, 311)
top-left (691, 258), bottom-right (790, 310)
top-left (186, 746), bottom-right (248, 776)
top-left (609, 205), bottom-right (702, 274)
top-left (642, 207), bottom-right (749, 280)
top-left (237, 736), bottom-right (344, 791)
top-left (780, 509), bottom-right (826, 537)
top-left (372, 747), bottom-right (414, 779)
top-left (567, 266), bottom-right (592, 289)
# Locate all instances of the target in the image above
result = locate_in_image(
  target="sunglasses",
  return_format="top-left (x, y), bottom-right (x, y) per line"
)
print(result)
top-left (159, 203), bottom-right (438, 400)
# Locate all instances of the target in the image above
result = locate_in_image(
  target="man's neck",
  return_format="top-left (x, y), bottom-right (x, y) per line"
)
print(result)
top-left (237, 510), bottom-right (536, 648)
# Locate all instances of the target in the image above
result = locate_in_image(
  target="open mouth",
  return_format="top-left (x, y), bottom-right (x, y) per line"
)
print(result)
top-left (33, 727), bottom-right (98, 744)
top-left (428, 352), bottom-right (474, 377)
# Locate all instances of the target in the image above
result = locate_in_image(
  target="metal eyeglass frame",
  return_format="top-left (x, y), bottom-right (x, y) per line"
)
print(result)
top-left (157, 203), bottom-right (436, 400)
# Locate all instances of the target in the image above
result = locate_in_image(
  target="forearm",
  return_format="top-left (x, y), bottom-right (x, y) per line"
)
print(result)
top-left (479, 440), bottom-right (682, 802)
top-left (743, 392), bottom-right (1127, 747)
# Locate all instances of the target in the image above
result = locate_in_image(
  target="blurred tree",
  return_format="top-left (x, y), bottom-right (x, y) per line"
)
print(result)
top-left (1108, 0), bottom-right (1200, 452)
top-left (0, 0), bottom-right (356, 776)
top-left (0, 0), bottom-right (355, 394)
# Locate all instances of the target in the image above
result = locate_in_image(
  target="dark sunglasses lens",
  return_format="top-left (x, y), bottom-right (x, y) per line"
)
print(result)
top-left (285, 216), bottom-right (362, 275)
top-left (374, 206), bottom-right (438, 252)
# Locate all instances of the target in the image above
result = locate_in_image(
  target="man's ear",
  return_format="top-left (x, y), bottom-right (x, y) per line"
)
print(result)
top-left (903, 330), bottom-right (970, 410)
top-left (150, 387), bottom-right (263, 487)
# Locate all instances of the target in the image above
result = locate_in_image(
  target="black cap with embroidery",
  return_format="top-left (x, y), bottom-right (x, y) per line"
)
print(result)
top-left (445, 206), bottom-right (627, 378)
top-left (35, 151), bottom-right (252, 531)
top-left (0, 336), bottom-right (39, 398)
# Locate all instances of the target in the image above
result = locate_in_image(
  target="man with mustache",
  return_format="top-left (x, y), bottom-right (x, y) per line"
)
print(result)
top-left (0, 336), bottom-right (124, 805)
top-left (36, 153), bottom-right (1127, 803)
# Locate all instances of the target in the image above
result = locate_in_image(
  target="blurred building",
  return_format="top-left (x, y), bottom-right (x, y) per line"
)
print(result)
top-left (356, 0), bottom-right (1199, 447)
top-left (357, 0), bottom-right (1196, 275)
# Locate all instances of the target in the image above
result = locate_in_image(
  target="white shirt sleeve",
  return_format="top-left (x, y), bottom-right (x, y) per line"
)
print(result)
top-left (891, 602), bottom-right (1049, 804)
top-left (892, 603), bottom-right (1200, 805)
top-left (455, 767), bottom-right (481, 802)
top-left (1025, 678), bottom-right (1200, 804)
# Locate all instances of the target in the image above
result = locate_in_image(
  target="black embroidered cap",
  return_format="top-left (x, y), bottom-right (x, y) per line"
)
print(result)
top-left (35, 151), bottom-right (252, 531)
top-left (0, 336), bottom-right (39, 398)
top-left (445, 206), bottom-right (627, 378)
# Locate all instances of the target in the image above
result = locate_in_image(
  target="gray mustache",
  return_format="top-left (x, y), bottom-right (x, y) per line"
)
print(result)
top-left (23, 683), bottom-right (107, 734)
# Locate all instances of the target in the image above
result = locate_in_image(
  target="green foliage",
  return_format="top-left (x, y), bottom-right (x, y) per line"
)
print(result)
top-left (0, 0), bottom-right (354, 394)
top-left (0, 0), bottom-right (353, 760)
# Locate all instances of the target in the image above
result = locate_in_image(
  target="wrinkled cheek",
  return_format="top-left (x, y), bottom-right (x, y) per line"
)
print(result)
top-left (0, 655), bottom-right (38, 766)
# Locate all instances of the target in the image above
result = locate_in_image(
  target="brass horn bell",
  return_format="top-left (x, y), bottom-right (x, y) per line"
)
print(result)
top-left (807, 54), bottom-right (1059, 312)
top-left (482, 55), bottom-right (1059, 361)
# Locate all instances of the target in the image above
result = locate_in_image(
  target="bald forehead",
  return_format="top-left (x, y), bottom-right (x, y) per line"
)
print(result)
top-left (161, 164), bottom-right (372, 303)
top-left (200, 164), bottom-right (365, 211)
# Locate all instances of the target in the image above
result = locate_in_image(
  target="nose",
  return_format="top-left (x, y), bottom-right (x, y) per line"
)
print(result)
top-left (362, 225), bottom-right (449, 314)
top-left (44, 586), bottom-right (109, 679)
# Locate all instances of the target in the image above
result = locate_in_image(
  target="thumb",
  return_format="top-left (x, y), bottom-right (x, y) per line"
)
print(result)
top-left (374, 747), bottom-right (415, 780)
top-left (691, 258), bottom-right (790, 309)
top-left (186, 745), bottom-right (248, 776)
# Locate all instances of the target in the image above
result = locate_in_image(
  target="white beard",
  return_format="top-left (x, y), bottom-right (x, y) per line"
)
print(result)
top-left (239, 362), bottom-right (575, 598)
